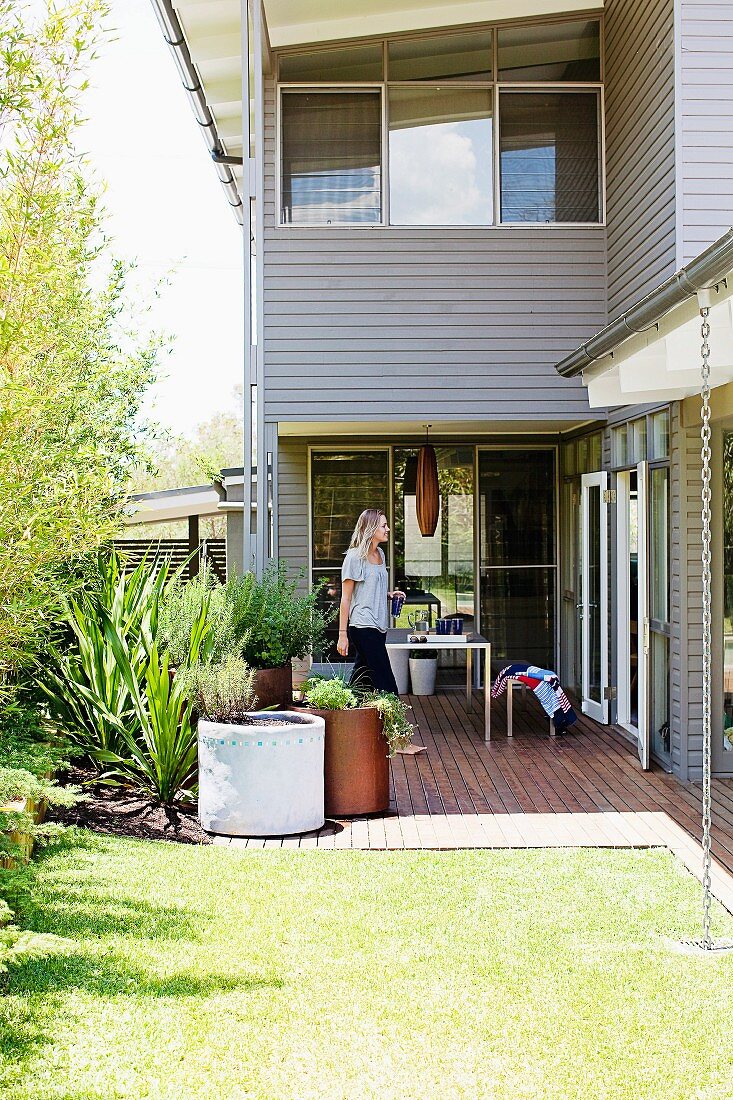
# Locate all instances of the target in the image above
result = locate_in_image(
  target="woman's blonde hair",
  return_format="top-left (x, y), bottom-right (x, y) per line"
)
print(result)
top-left (348, 508), bottom-right (386, 559)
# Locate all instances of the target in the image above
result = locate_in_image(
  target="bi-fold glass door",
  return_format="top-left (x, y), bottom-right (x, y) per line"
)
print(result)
top-left (580, 472), bottom-right (608, 723)
top-left (615, 461), bottom-right (670, 769)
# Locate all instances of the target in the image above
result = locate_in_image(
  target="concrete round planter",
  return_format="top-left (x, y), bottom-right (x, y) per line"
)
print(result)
top-left (198, 711), bottom-right (325, 837)
top-left (408, 656), bottom-right (437, 695)
top-left (252, 663), bottom-right (293, 710)
top-left (294, 706), bottom-right (389, 817)
top-left (388, 647), bottom-right (410, 694)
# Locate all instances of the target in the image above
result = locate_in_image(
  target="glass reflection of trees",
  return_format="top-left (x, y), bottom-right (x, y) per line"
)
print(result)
top-left (394, 447), bottom-right (475, 631)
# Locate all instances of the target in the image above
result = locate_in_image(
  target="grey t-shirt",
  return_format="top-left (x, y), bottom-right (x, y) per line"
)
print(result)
top-left (342, 547), bottom-right (389, 632)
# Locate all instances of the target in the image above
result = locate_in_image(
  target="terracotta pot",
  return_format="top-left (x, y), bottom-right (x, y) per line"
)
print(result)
top-left (252, 663), bottom-right (293, 710)
top-left (294, 706), bottom-right (389, 817)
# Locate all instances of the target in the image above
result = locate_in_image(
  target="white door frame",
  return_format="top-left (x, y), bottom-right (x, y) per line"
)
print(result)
top-left (581, 472), bottom-right (609, 723)
top-left (636, 461), bottom-right (650, 769)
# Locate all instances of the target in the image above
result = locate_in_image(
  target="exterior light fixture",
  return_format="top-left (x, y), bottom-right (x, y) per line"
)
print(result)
top-left (416, 425), bottom-right (439, 537)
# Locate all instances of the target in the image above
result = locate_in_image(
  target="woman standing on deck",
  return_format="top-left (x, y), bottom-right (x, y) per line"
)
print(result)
top-left (336, 509), bottom-right (404, 694)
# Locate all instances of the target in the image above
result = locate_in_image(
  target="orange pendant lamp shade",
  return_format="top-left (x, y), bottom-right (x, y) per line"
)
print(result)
top-left (416, 443), bottom-right (440, 537)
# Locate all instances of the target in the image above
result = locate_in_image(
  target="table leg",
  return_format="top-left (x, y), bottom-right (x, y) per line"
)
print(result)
top-left (507, 680), bottom-right (513, 737)
top-left (466, 647), bottom-right (473, 711)
top-left (484, 644), bottom-right (491, 741)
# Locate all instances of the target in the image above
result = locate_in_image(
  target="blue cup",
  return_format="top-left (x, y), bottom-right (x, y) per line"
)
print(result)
top-left (451, 617), bottom-right (464, 635)
top-left (437, 617), bottom-right (451, 635)
top-left (391, 593), bottom-right (405, 618)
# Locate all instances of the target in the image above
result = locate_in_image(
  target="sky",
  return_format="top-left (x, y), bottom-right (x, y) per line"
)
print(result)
top-left (79, 0), bottom-right (244, 436)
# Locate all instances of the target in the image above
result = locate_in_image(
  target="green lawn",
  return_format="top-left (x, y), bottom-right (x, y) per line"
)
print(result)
top-left (1, 837), bottom-right (732, 1100)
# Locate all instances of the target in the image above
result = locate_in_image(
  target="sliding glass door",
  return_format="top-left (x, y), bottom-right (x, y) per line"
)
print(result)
top-left (478, 449), bottom-right (556, 670)
top-left (310, 450), bottom-right (390, 662)
top-left (393, 446), bottom-right (475, 632)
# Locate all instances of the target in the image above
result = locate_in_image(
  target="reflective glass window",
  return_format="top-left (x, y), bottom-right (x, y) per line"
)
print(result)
top-left (311, 451), bottom-right (390, 662)
top-left (389, 87), bottom-right (493, 224)
top-left (499, 91), bottom-right (600, 223)
top-left (388, 31), bottom-right (493, 81)
top-left (281, 91), bottom-right (382, 225)
top-left (498, 19), bottom-right (600, 82)
top-left (650, 410), bottom-right (670, 459)
top-left (394, 447), bottom-right (475, 636)
top-left (280, 44), bottom-right (383, 82)
top-left (479, 450), bottom-right (556, 668)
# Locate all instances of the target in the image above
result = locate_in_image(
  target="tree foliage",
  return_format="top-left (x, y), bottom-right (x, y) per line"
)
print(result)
top-left (0, 0), bottom-right (158, 680)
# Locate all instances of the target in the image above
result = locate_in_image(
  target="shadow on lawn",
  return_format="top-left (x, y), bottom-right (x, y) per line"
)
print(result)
top-left (0, 954), bottom-right (283, 1073)
top-left (6, 953), bottom-right (282, 1000)
top-left (0, 840), bottom-right (284, 1078)
top-left (10, 840), bottom-right (212, 944)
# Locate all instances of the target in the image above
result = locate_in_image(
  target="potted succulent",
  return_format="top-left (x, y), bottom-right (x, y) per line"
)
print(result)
top-left (408, 648), bottom-right (438, 696)
top-left (297, 675), bottom-right (414, 816)
top-left (181, 656), bottom-right (326, 837)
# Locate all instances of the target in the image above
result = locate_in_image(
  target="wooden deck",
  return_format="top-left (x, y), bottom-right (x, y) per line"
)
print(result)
top-left (213, 689), bottom-right (733, 913)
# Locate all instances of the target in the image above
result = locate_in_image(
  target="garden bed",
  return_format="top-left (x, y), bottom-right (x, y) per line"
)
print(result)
top-left (49, 765), bottom-right (210, 846)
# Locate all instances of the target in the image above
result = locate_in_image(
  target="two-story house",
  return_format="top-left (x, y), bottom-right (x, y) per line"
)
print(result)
top-left (151, 0), bottom-right (733, 786)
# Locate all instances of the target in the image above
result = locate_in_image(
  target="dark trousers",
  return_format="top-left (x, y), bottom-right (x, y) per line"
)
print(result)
top-left (348, 626), bottom-right (399, 695)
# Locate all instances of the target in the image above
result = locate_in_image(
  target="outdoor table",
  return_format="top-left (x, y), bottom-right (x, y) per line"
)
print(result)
top-left (386, 629), bottom-right (492, 741)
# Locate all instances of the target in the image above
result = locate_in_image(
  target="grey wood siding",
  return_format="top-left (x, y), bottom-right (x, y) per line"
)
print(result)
top-left (277, 439), bottom-right (309, 592)
top-left (671, 408), bottom-right (704, 781)
top-left (678, 0), bottom-right (733, 264)
top-left (263, 79), bottom-right (605, 424)
top-left (604, 0), bottom-right (677, 319)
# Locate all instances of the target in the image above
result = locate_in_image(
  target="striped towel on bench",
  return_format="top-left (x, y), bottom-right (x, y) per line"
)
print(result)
top-left (491, 663), bottom-right (578, 733)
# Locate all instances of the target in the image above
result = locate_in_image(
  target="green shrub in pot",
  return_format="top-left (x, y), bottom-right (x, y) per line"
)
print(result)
top-left (301, 675), bottom-right (414, 758)
top-left (160, 561), bottom-right (331, 671)
top-left (177, 657), bottom-right (258, 724)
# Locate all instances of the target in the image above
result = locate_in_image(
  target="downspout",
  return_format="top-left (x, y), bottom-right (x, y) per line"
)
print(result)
top-left (556, 227), bottom-right (733, 377)
top-left (149, 0), bottom-right (244, 224)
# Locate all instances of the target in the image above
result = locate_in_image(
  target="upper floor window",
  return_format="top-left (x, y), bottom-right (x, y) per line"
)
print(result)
top-left (499, 90), bottom-right (600, 223)
top-left (278, 17), bottom-right (603, 227)
top-left (280, 91), bottom-right (381, 225)
top-left (388, 87), bottom-right (494, 224)
top-left (497, 19), bottom-right (600, 82)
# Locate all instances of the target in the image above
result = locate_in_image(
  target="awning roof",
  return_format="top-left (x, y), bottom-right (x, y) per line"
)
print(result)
top-left (124, 484), bottom-right (225, 525)
top-left (555, 228), bottom-right (733, 409)
top-left (261, 0), bottom-right (597, 48)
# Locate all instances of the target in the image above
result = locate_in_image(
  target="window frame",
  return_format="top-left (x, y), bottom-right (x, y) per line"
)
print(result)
top-left (277, 85), bottom-right (386, 228)
top-left (386, 81), bottom-right (496, 227)
top-left (495, 84), bottom-right (605, 228)
top-left (276, 14), bottom-right (605, 230)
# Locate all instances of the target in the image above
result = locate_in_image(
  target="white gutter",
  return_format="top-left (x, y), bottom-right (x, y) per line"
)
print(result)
top-left (556, 227), bottom-right (733, 378)
top-left (149, 0), bottom-right (244, 224)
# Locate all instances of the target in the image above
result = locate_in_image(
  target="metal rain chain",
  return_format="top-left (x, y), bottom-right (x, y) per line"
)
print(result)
top-left (683, 293), bottom-right (733, 956)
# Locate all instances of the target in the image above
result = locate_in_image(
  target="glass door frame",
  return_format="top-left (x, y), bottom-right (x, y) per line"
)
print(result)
top-left (581, 471), bottom-right (609, 723)
top-left (476, 443), bottom-right (560, 673)
top-left (307, 441), bottom-right (561, 676)
top-left (615, 463), bottom-right (650, 766)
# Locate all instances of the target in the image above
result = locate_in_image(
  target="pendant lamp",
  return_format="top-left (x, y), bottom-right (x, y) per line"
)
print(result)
top-left (416, 425), bottom-right (440, 537)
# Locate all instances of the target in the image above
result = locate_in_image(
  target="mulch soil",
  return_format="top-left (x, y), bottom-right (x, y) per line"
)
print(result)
top-left (50, 765), bottom-right (211, 845)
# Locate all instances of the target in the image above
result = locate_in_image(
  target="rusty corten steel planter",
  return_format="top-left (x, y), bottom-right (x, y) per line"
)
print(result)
top-left (252, 663), bottom-right (293, 710)
top-left (294, 706), bottom-right (389, 817)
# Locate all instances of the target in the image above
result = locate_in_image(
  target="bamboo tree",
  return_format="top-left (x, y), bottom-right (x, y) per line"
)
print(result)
top-left (0, 1), bottom-right (158, 684)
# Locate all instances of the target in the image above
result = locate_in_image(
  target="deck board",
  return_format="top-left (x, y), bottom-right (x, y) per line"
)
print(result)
top-left (215, 690), bottom-right (733, 912)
